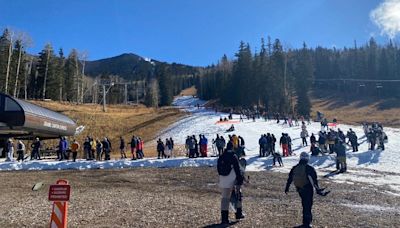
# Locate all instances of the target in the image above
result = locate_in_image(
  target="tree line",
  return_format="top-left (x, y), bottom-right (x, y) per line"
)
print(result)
top-left (0, 28), bottom-right (196, 106)
top-left (196, 37), bottom-right (400, 117)
top-left (0, 28), bottom-right (88, 102)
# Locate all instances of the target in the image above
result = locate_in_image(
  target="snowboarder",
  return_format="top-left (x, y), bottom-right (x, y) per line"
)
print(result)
top-left (285, 152), bottom-right (328, 228)
top-left (217, 148), bottom-right (244, 225)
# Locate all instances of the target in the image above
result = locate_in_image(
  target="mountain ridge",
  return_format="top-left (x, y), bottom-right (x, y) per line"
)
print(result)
top-left (85, 53), bottom-right (198, 80)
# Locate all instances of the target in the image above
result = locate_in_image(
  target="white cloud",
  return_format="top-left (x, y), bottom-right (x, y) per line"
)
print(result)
top-left (370, 0), bottom-right (400, 38)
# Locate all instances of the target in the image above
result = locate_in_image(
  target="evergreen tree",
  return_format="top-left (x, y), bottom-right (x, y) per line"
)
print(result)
top-left (294, 43), bottom-right (313, 116)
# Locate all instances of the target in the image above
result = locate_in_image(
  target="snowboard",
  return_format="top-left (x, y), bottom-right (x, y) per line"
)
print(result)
top-left (229, 157), bottom-right (247, 213)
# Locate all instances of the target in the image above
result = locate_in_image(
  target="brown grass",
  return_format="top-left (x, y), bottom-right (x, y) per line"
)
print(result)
top-left (311, 95), bottom-right (400, 128)
top-left (31, 101), bottom-right (187, 157)
top-left (178, 86), bottom-right (197, 96)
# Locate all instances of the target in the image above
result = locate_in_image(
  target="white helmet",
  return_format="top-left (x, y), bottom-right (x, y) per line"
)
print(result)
top-left (300, 152), bottom-right (310, 161)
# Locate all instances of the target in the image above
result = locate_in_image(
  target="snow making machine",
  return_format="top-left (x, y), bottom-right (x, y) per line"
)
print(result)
top-left (0, 93), bottom-right (78, 158)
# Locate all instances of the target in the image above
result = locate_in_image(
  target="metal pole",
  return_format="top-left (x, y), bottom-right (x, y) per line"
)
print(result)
top-left (102, 85), bottom-right (106, 112)
top-left (136, 83), bottom-right (139, 104)
top-left (124, 83), bottom-right (128, 104)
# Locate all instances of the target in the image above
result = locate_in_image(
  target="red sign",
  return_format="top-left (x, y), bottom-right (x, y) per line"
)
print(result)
top-left (48, 184), bottom-right (71, 202)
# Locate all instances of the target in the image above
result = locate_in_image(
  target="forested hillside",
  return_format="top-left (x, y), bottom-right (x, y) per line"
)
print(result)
top-left (0, 28), bottom-right (197, 106)
top-left (196, 37), bottom-right (400, 117)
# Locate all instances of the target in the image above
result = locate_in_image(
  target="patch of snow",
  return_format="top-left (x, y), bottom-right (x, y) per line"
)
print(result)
top-left (342, 203), bottom-right (399, 213)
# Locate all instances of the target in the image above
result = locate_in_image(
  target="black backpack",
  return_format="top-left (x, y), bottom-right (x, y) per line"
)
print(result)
top-left (217, 155), bottom-right (232, 176)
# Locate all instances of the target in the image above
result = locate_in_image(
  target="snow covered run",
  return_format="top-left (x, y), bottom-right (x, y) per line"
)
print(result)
top-left (1, 96), bottom-right (400, 194)
top-left (158, 96), bottom-right (400, 193)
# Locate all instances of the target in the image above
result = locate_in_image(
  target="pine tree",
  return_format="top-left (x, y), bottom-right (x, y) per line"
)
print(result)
top-left (157, 65), bottom-right (173, 106)
top-left (64, 49), bottom-right (80, 102)
top-left (145, 78), bottom-right (159, 107)
top-left (294, 43), bottom-right (313, 117)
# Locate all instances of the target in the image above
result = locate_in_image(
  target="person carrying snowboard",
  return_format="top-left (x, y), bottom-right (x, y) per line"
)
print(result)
top-left (217, 148), bottom-right (244, 225)
top-left (285, 152), bottom-right (329, 228)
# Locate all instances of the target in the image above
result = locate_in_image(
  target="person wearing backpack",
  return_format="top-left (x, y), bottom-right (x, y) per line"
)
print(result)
top-left (285, 152), bottom-right (328, 228)
top-left (217, 148), bottom-right (244, 225)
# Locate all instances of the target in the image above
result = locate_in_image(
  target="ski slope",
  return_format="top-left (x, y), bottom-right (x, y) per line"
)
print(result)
top-left (159, 96), bottom-right (400, 192)
top-left (0, 96), bottom-right (399, 193)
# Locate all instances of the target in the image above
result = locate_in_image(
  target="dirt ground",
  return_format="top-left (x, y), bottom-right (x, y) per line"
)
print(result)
top-left (0, 167), bottom-right (398, 228)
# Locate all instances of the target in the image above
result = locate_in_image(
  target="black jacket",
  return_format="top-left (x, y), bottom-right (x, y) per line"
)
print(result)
top-left (217, 151), bottom-right (243, 185)
top-left (285, 160), bottom-right (319, 191)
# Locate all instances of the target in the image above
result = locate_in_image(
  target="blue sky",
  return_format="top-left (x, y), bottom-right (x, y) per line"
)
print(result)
top-left (0, 0), bottom-right (398, 66)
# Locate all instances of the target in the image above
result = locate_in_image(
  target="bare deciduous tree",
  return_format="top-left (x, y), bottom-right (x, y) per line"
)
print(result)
top-left (13, 32), bottom-right (32, 97)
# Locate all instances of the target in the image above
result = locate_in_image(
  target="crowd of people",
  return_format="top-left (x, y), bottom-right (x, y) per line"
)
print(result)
top-left (156, 137), bottom-right (175, 159)
top-left (363, 122), bottom-right (387, 151)
top-left (1, 135), bottom-right (146, 162)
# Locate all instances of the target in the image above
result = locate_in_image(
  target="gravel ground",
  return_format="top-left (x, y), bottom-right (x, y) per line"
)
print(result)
top-left (0, 167), bottom-right (399, 227)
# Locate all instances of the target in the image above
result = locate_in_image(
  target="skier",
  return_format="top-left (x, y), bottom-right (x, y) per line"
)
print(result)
top-left (71, 139), bottom-right (80, 162)
top-left (119, 137), bottom-right (127, 159)
top-left (5, 138), bottom-right (14, 162)
top-left (217, 148), bottom-right (244, 225)
top-left (185, 136), bottom-right (191, 157)
top-left (285, 152), bottom-right (328, 228)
